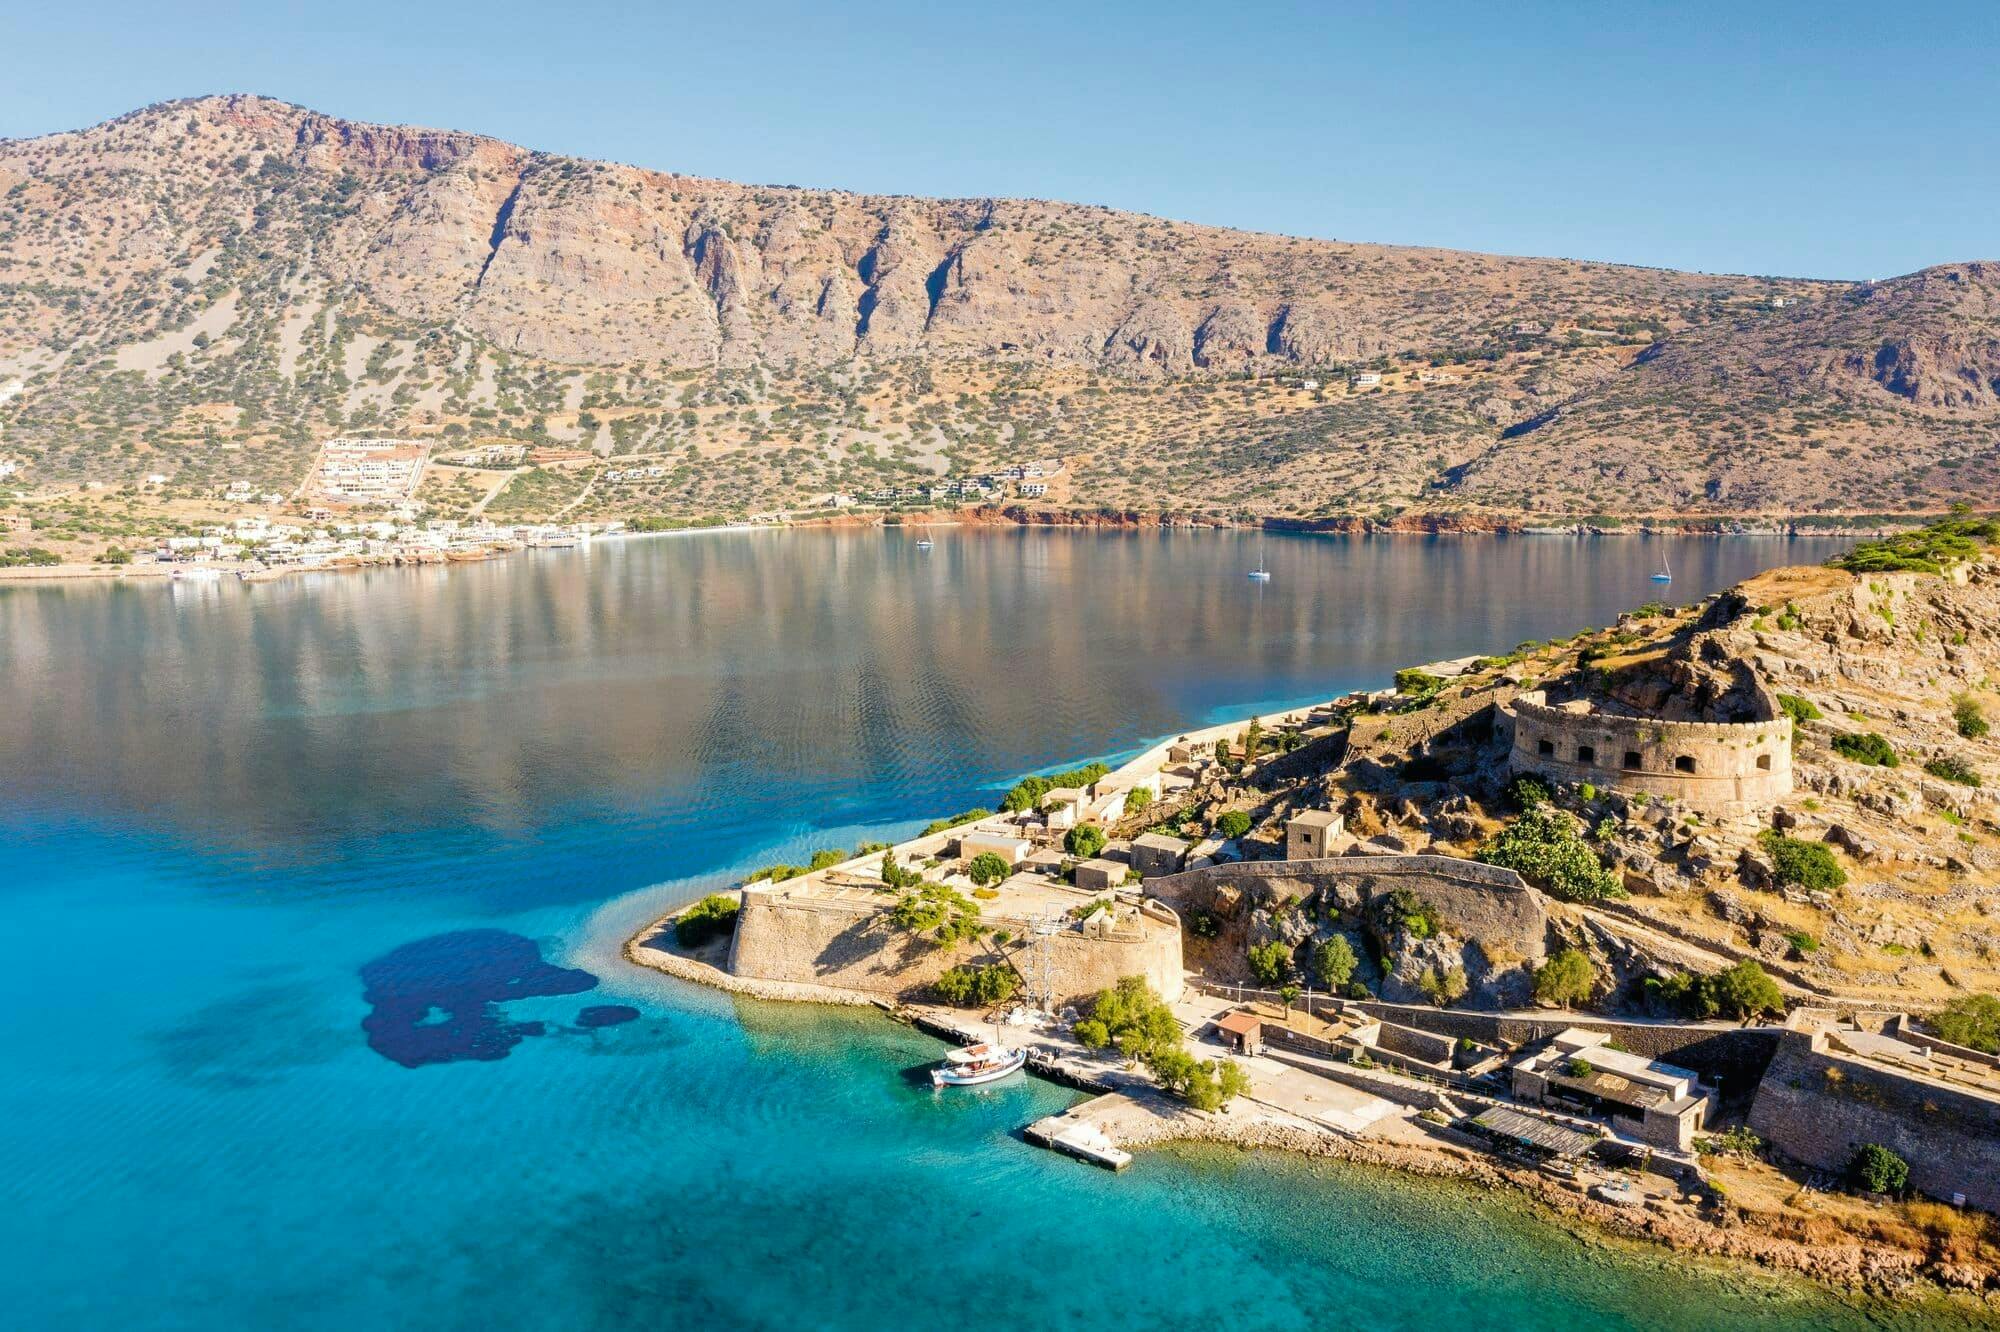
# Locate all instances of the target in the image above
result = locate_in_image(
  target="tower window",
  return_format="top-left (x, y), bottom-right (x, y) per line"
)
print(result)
top-left (1623, 751), bottom-right (1641, 770)
top-left (1675, 755), bottom-right (1697, 774)
top-left (1537, 739), bottom-right (1555, 757)
top-left (1576, 745), bottom-right (1596, 764)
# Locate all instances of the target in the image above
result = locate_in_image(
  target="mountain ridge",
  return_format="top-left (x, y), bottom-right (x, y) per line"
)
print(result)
top-left (1, 94), bottom-right (1995, 524)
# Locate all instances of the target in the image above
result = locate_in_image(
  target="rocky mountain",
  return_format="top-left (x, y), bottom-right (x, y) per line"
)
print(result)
top-left (0, 94), bottom-right (1995, 522)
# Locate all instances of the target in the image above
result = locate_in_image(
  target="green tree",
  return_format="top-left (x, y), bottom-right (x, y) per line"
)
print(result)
top-left (966, 851), bottom-right (1012, 886)
top-left (1710, 960), bottom-right (1785, 1020)
top-left (1533, 949), bottom-right (1597, 1008)
top-left (1247, 940), bottom-right (1292, 986)
top-left (890, 882), bottom-right (981, 946)
top-left (1076, 976), bottom-right (1180, 1062)
top-left (1932, 993), bottom-right (2000, 1053)
top-left (1417, 965), bottom-right (1468, 1007)
top-left (934, 964), bottom-right (1019, 1007)
top-left (1831, 731), bottom-right (1898, 767)
top-left (1123, 785), bottom-right (1154, 814)
top-left (1064, 824), bottom-right (1107, 858)
top-left (1146, 1047), bottom-right (1250, 1111)
top-left (1214, 809), bottom-right (1253, 840)
top-left (1313, 936), bottom-right (1358, 989)
top-left (1759, 832), bottom-right (1847, 891)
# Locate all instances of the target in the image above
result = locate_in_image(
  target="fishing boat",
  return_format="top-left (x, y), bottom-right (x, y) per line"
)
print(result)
top-left (930, 1041), bottom-right (1026, 1087)
top-left (1650, 550), bottom-right (1673, 583)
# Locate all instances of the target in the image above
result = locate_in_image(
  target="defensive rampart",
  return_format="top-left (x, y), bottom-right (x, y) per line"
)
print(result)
top-left (1502, 694), bottom-right (1791, 816)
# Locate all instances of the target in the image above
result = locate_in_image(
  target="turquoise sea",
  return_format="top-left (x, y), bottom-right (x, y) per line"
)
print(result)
top-left (1, 528), bottom-right (1981, 1329)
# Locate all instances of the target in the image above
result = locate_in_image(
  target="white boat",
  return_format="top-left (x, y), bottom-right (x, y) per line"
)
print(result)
top-left (1247, 534), bottom-right (1271, 581)
top-left (170, 566), bottom-right (224, 582)
top-left (930, 1041), bottom-right (1026, 1087)
top-left (1650, 550), bottom-right (1672, 583)
top-left (915, 537), bottom-right (934, 550)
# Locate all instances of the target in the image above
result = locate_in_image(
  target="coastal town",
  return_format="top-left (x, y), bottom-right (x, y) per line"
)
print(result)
top-left (632, 515), bottom-right (2000, 1299)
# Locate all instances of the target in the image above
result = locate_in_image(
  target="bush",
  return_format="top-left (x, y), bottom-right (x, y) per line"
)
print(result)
top-left (1001, 762), bottom-right (1110, 813)
top-left (1924, 755), bottom-right (1981, 788)
top-left (890, 882), bottom-right (981, 945)
top-left (1931, 993), bottom-right (2000, 1053)
top-left (921, 808), bottom-right (990, 837)
top-left (966, 851), bottom-right (1012, 886)
top-left (1830, 515), bottom-right (1998, 575)
top-left (806, 848), bottom-right (847, 871)
top-left (1695, 1125), bottom-right (1765, 1159)
top-left (1124, 786), bottom-right (1154, 814)
top-left (1955, 694), bottom-right (1991, 740)
top-left (1759, 831), bottom-right (1847, 891)
top-left (1710, 960), bottom-right (1786, 1019)
top-left (1417, 966), bottom-right (1468, 1007)
top-left (1777, 693), bottom-right (1822, 724)
top-left (1214, 810), bottom-right (1253, 840)
top-left (1313, 936), bottom-right (1357, 989)
top-left (1831, 731), bottom-right (1898, 767)
top-left (674, 894), bottom-right (741, 947)
top-left (880, 851), bottom-right (924, 890)
top-left (1184, 908), bottom-right (1221, 940)
top-left (1247, 940), bottom-right (1292, 985)
top-left (1533, 949), bottom-right (1597, 1008)
top-left (1506, 773), bottom-right (1553, 810)
top-left (1785, 931), bottom-right (1819, 956)
top-left (1480, 809), bottom-right (1624, 903)
top-left (934, 963), bottom-right (1019, 1007)
top-left (1564, 1057), bottom-right (1595, 1079)
top-left (1848, 1143), bottom-right (1910, 1196)
top-left (1395, 668), bottom-right (1444, 699)
top-left (1064, 824), bottom-right (1107, 858)
top-left (1379, 888), bottom-right (1442, 938)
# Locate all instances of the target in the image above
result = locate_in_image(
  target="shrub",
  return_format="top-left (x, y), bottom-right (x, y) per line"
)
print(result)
top-left (933, 964), bottom-right (1019, 1007)
top-left (1480, 809), bottom-right (1624, 902)
top-left (1247, 940), bottom-right (1293, 985)
top-left (806, 848), bottom-right (847, 871)
top-left (1214, 810), bottom-right (1253, 840)
top-left (1831, 731), bottom-right (1898, 767)
top-left (1313, 936), bottom-right (1357, 989)
top-left (1830, 515), bottom-right (1998, 575)
top-left (890, 882), bottom-right (981, 945)
top-left (1064, 824), bottom-right (1107, 858)
top-left (1418, 966), bottom-right (1468, 1007)
top-left (1184, 908), bottom-right (1221, 939)
top-left (966, 851), bottom-right (1012, 886)
top-left (1533, 949), bottom-right (1597, 1008)
top-left (1848, 1143), bottom-right (1910, 1196)
top-left (1506, 773), bottom-right (1553, 810)
top-left (746, 863), bottom-right (803, 884)
top-left (1931, 993), bottom-right (2000, 1053)
top-left (1955, 694), bottom-right (1991, 740)
top-left (1395, 668), bottom-right (1444, 699)
top-left (1777, 693), bottom-right (1822, 724)
top-left (1124, 786), bottom-right (1154, 814)
top-left (1924, 755), bottom-right (1981, 788)
top-left (1785, 931), bottom-right (1819, 956)
top-left (1379, 888), bottom-right (1442, 939)
top-left (1001, 762), bottom-right (1110, 813)
top-left (674, 894), bottom-right (741, 947)
top-left (921, 808), bottom-right (990, 837)
top-left (1759, 831), bottom-right (1847, 891)
top-left (1695, 1126), bottom-right (1764, 1159)
top-left (1564, 1057), bottom-right (1595, 1079)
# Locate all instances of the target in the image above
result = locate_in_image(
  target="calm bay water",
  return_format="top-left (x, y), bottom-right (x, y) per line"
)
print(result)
top-left (4, 527), bottom-right (1976, 1330)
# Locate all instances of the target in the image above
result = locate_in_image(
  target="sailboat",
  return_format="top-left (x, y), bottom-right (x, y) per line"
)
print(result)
top-left (1650, 549), bottom-right (1673, 583)
top-left (1247, 533), bottom-right (1272, 581)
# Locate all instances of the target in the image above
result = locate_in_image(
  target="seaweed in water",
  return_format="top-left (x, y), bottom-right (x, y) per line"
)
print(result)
top-left (359, 930), bottom-right (596, 1068)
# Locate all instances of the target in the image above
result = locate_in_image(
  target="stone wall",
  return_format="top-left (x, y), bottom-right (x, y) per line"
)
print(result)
top-left (1502, 694), bottom-right (1791, 817)
top-left (1748, 1028), bottom-right (2000, 1212)
top-left (725, 888), bottom-right (1183, 1007)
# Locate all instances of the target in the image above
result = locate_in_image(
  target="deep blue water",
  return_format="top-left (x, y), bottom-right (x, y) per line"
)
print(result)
top-left (4, 528), bottom-right (1978, 1330)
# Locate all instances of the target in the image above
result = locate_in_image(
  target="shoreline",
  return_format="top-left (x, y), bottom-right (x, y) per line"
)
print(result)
top-left (0, 517), bottom-right (1870, 589)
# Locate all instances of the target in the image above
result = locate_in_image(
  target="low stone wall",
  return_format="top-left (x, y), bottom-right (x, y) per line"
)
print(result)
top-left (1502, 695), bottom-right (1791, 817)
top-left (725, 890), bottom-right (1183, 1007)
top-left (1748, 1028), bottom-right (2000, 1212)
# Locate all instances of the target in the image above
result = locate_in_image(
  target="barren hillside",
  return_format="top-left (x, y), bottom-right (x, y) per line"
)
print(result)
top-left (0, 95), bottom-right (1994, 524)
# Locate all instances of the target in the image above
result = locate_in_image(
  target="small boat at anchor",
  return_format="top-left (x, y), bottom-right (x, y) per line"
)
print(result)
top-left (930, 1041), bottom-right (1026, 1087)
top-left (1650, 550), bottom-right (1673, 583)
top-left (915, 537), bottom-right (934, 550)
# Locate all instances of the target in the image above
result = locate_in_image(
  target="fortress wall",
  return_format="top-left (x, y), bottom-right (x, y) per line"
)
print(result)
top-left (726, 890), bottom-right (1182, 1007)
top-left (1503, 697), bottom-right (1791, 816)
top-left (1748, 1029), bottom-right (2000, 1212)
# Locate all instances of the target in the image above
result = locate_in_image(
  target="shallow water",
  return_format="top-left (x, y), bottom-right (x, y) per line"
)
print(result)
top-left (9, 528), bottom-right (1981, 1330)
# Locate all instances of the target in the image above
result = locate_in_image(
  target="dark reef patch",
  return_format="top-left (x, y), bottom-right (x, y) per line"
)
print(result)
top-left (576, 1004), bottom-right (641, 1028)
top-left (360, 929), bottom-right (597, 1068)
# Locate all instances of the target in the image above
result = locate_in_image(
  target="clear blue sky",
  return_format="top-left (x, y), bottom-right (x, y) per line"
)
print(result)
top-left (4, 0), bottom-right (1994, 279)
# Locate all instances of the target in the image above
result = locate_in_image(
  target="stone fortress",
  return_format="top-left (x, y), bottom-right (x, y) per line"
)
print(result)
top-left (1501, 690), bottom-right (1793, 818)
